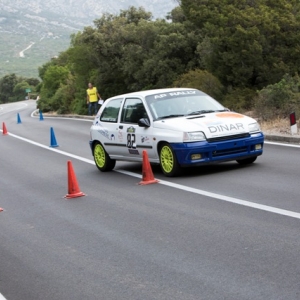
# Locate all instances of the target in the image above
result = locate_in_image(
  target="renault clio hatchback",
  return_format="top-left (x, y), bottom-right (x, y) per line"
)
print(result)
top-left (89, 88), bottom-right (264, 176)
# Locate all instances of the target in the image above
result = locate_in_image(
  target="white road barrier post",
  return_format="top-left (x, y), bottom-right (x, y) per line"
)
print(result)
top-left (290, 112), bottom-right (297, 135)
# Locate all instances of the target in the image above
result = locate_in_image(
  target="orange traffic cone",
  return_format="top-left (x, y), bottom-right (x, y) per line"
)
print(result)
top-left (2, 122), bottom-right (8, 135)
top-left (65, 160), bottom-right (85, 199)
top-left (139, 150), bottom-right (159, 185)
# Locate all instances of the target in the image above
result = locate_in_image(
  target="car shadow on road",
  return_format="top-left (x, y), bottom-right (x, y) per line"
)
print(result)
top-left (178, 162), bottom-right (259, 178)
top-left (115, 161), bottom-right (259, 179)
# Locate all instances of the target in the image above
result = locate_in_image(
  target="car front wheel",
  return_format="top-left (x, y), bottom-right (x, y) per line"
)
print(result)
top-left (93, 142), bottom-right (116, 172)
top-left (236, 156), bottom-right (257, 165)
top-left (159, 143), bottom-right (181, 177)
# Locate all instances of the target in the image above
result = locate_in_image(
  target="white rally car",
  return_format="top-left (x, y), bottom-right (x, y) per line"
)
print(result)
top-left (89, 88), bottom-right (264, 176)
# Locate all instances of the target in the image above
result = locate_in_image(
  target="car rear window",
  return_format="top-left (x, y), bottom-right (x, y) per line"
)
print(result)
top-left (100, 98), bottom-right (122, 122)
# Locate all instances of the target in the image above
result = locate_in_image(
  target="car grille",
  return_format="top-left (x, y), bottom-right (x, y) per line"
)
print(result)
top-left (212, 147), bottom-right (248, 157)
top-left (207, 133), bottom-right (250, 143)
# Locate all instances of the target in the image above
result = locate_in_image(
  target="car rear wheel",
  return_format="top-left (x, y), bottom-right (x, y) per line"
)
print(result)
top-left (93, 142), bottom-right (116, 172)
top-left (236, 156), bottom-right (257, 165)
top-left (159, 143), bottom-right (181, 177)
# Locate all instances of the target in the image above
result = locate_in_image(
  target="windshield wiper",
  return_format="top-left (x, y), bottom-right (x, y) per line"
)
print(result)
top-left (187, 110), bottom-right (216, 116)
top-left (156, 114), bottom-right (185, 120)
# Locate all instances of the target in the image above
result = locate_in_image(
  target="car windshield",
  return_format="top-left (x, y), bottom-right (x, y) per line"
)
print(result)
top-left (145, 90), bottom-right (225, 120)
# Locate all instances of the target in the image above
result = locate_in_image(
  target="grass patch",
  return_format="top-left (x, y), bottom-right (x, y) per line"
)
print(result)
top-left (260, 118), bottom-right (293, 135)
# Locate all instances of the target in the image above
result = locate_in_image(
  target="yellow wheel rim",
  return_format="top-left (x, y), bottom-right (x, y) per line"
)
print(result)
top-left (94, 144), bottom-right (105, 168)
top-left (160, 145), bottom-right (174, 174)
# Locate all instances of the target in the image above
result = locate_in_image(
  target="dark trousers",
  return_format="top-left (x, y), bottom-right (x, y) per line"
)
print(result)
top-left (88, 102), bottom-right (98, 115)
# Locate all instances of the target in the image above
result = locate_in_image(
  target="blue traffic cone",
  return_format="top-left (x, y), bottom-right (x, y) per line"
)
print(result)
top-left (17, 113), bottom-right (22, 124)
top-left (39, 110), bottom-right (44, 121)
top-left (50, 127), bottom-right (59, 147)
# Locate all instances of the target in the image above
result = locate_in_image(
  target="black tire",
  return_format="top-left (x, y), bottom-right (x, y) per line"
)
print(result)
top-left (93, 142), bottom-right (116, 172)
top-left (159, 142), bottom-right (181, 177)
top-left (236, 156), bottom-right (257, 165)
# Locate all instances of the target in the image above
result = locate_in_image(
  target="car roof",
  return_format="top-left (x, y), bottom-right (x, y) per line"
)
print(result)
top-left (107, 88), bottom-right (200, 100)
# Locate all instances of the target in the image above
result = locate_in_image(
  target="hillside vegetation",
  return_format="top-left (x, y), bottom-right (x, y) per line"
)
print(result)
top-left (0, 0), bottom-right (176, 77)
top-left (0, 9), bottom-right (85, 78)
top-left (2, 1), bottom-right (300, 120)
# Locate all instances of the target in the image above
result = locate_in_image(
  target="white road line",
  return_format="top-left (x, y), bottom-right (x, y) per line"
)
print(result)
top-left (265, 141), bottom-right (300, 148)
top-left (0, 293), bottom-right (7, 300)
top-left (117, 170), bottom-right (300, 219)
top-left (6, 132), bottom-right (94, 165)
top-left (2, 131), bottom-right (300, 220)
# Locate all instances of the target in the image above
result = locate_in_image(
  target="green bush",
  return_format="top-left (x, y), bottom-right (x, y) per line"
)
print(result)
top-left (173, 69), bottom-right (224, 101)
top-left (222, 88), bottom-right (257, 112)
top-left (71, 96), bottom-right (89, 115)
top-left (255, 74), bottom-right (300, 120)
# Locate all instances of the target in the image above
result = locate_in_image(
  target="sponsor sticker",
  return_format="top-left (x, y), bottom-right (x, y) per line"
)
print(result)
top-left (141, 136), bottom-right (150, 143)
top-left (97, 124), bottom-right (112, 140)
top-left (128, 149), bottom-right (139, 155)
top-left (118, 130), bottom-right (123, 142)
top-left (208, 123), bottom-right (246, 134)
top-left (153, 90), bottom-right (197, 100)
top-left (127, 126), bottom-right (136, 133)
top-left (215, 112), bottom-right (244, 118)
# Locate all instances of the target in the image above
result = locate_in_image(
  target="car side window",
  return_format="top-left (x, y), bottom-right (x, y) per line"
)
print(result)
top-left (100, 98), bottom-right (122, 123)
top-left (121, 98), bottom-right (148, 124)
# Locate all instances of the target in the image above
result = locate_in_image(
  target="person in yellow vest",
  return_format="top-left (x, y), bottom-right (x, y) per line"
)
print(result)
top-left (86, 82), bottom-right (101, 115)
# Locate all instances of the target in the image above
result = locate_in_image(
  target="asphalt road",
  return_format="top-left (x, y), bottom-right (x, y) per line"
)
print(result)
top-left (1, 101), bottom-right (300, 300)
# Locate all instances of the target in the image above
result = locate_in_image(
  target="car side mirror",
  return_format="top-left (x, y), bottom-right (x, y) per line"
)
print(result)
top-left (138, 118), bottom-right (150, 127)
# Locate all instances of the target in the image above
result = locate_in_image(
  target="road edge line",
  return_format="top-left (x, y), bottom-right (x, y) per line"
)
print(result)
top-left (117, 169), bottom-right (300, 220)
top-left (0, 293), bottom-right (8, 300)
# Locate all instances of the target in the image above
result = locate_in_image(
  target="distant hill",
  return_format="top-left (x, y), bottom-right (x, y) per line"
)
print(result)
top-left (0, 0), bottom-right (177, 78)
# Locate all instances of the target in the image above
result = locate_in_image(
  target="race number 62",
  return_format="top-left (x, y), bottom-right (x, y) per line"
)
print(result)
top-left (127, 133), bottom-right (136, 148)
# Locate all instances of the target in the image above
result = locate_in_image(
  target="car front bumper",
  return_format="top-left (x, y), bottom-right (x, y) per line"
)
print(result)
top-left (171, 132), bottom-right (264, 167)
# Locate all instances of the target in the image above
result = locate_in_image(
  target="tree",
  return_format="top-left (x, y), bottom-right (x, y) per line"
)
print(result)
top-left (173, 69), bottom-right (224, 100)
top-left (0, 73), bottom-right (18, 103)
top-left (42, 65), bottom-right (69, 94)
top-left (13, 81), bottom-right (33, 101)
top-left (181, 0), bottom-right (300, 90)
top-left (36, 6), bottom-right (202, 113)
top-left (129, 20), bottom-right (200, 89)
top-left (119, 6), bottom-right (153, 24)
top-left (38, 65), bottom-right (70, 112)
top-left (71, 6), bottom-right (201, 96)
top-left (0, 73), bottom-right (41, 103)
top-left (38, 60), bottom-right (58, 81)
top-left (166, 6), bottom-right (186, 23)
top-left (25, 78), bottom-right (40, 87)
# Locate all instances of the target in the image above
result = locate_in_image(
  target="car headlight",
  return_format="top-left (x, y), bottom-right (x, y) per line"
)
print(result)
top-left (183, 131), bottom-right (206, 142)
top-left (248, 122), bottom-right (261, 133)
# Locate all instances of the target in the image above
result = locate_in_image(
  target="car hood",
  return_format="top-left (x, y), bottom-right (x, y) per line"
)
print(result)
top-left (153, 112), bottom-right (257, 138)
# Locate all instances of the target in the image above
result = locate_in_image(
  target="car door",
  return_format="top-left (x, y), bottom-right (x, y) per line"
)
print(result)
top-left (97, 98), bottom-right (123, 157)
top-left (119, 97), bottom-right (155, 160)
